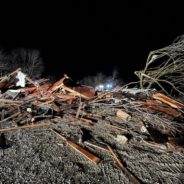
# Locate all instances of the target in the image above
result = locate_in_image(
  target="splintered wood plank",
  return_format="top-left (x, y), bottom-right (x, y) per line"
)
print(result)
top-left (67, 140), bottom-right (101, 165)
top-left (52, 129), bottom-right (101, 165)
top-left (107, 145), bottom-right (140, 184)
top-left (153, 92), bottom-right (184, 109)
top-left (0, 122), bottom-right (50, 132)
top-left (146, 100), bottom-right (182, 117)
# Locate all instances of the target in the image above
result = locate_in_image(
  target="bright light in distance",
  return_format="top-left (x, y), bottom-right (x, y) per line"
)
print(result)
top-left (99, 84), bottom-right (104, 89)
top-left (95, 84), bottom-right (104, 91)
top-left (95, 83), bottom-right (114, 91)
top-left (105, 83), bottom-right (113, 89)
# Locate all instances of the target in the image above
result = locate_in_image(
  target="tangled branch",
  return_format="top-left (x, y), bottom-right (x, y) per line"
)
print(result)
top-left (135, 35), bottom-right (184, 96)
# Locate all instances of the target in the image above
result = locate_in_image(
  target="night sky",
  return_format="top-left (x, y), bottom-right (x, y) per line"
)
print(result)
top-left (1, 1), bottom-right (184, 82)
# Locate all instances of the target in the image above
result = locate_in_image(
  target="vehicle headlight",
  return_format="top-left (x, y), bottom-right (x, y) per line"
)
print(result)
top-left (105, 83), bottom-right (113, 89)
top-left (95, 84), bottom-right (104, 91)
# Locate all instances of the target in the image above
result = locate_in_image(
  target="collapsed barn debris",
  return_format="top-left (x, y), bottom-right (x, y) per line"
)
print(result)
top-left (0, 68), bottom-right (184, 183)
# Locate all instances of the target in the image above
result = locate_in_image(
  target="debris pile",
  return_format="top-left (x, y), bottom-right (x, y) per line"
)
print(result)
top-left (1, 68), bottom-right (184, 183)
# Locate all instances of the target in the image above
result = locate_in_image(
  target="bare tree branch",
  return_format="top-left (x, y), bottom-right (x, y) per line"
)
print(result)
top-left (135, 35), bottom-right (184, 96)
top-left (0, 48), bottom-right (44, 79)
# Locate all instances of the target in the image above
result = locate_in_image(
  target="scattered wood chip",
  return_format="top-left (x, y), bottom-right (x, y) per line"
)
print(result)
top-left (116, 110), bottom-right (131, 121)
top-left (115, 135), bottom-right (128, 144)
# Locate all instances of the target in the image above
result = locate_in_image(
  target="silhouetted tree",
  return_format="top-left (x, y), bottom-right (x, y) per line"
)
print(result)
top-left (0, 48), bottom-right (44, 79)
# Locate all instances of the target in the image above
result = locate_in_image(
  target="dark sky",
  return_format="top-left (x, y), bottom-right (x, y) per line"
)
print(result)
top-left (1, 1), bottom-right (184, 82)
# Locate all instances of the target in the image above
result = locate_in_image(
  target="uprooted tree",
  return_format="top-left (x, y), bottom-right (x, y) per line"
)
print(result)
top-left (135, 35), bottom-right (184, 96)
top-left (0, 48), bottom-right (44, 79)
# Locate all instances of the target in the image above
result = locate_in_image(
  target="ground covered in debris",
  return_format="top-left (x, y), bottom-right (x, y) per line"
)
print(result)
top-left (1, 115), bottom-right (184, 184)
top-left (0, 69), bottom-right (184, 183)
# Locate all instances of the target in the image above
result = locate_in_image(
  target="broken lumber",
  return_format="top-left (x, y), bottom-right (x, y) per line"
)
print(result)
top-left (52, 129), bottom-right (101, 165)
top-left (0, 68), bottom-right (21, 90)
top-left (145, 100), bottom-right (182, 117)
top-left (76, 101), bottom-right (84, 118)
top-left (153, 92), bottom-right (184, 109)
top-left (0, 122), bottom-right (50, 132)
top-left (107, 145), bottom-right (140, 184)
top-left (62, 85), bottom-right (93, 99)
top-left (84, 141), bottom-right (109, 152)
top-left (73, 86), bottom-right (95, 98)
top-left (0, 99), bottom-right (23, 104)
top-left (0, 112), bottom-right (21, 123)
top-left (48, 74), bottom-right (69, 92)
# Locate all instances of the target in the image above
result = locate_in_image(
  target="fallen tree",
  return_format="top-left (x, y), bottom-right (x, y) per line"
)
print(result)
top-left (135, 35), bottom-right (184, 96)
